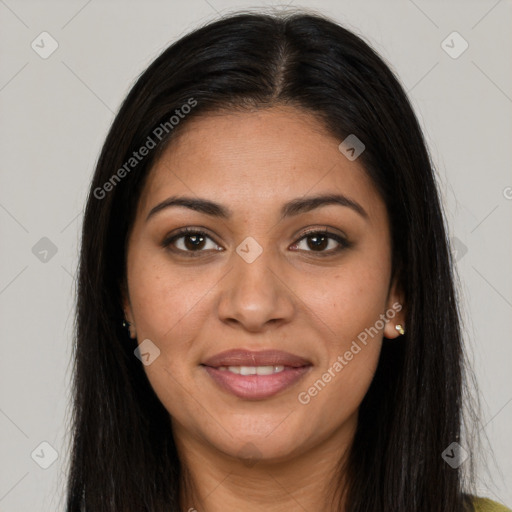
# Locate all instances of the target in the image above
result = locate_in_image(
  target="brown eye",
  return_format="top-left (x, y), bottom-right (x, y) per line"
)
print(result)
top-left (162, 229), bottom-right (222, 255)
top-left (290, 230), bottom-right (350, 255)
top-left (181, 233), bottom-right (207, 251)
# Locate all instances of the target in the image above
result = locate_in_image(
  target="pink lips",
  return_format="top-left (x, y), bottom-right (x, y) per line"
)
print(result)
top-left (202, 349), bottom-right (311, 368)
top-left (201, 349), bottom-right (312, 400)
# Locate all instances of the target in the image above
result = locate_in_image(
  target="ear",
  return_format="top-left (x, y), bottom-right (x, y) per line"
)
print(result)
top-left (121, 279), bottom-right (134, 325)
top-left (383, 276), bottom-right (406, 340)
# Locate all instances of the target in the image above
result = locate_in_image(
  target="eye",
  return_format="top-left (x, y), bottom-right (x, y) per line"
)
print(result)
top-left (290, 229), bottom-right (350, 255)
top-left (162, 228), bottom-right (222, 256)
top-left (162, 227), bottom-right (350, 257)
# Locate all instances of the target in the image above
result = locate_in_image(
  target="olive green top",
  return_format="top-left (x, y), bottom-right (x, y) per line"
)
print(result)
top-left (473, 497), bottom-right (512, 512)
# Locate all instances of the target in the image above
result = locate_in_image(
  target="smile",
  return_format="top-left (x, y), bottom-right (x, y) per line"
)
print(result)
top-left (202, 364), bottom-right (312, 400)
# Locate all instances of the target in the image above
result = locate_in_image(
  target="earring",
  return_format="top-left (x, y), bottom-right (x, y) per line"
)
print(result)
top-left (395, 324), bottom-right (405, 336)
top-left (122, 319), bottom-right (136, 339)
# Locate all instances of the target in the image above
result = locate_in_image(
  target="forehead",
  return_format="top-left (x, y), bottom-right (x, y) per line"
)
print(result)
top-left (137, 107), bottom-right (384, 222)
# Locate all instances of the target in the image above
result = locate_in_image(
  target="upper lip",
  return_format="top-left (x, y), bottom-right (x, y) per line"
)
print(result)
top-left (202, 349), bottom-right (312, 368)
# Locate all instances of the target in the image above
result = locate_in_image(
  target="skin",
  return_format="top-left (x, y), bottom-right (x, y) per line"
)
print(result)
top-left (123, 106), bottom-right (405, 512)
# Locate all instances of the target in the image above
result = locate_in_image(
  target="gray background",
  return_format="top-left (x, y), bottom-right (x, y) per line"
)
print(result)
top-left (0, 0), bottom-right (511, 510)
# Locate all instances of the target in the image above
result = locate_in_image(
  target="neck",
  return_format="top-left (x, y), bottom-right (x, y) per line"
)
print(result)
top-left (174, 415), bottom-right (356, 512)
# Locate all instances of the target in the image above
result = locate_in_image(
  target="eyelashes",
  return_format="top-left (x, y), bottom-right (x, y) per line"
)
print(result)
top-left (162, 228), bottom-right (221, 256)
top-left (161, 227), bottom-right (351, 258)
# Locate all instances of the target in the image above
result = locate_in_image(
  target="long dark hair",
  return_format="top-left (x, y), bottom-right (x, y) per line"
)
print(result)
top-left (65, 9), bottom-right (479, 511)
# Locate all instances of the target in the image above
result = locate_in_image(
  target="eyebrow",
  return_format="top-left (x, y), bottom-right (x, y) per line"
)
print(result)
top-left (145, 193), bottom-right (369, 223)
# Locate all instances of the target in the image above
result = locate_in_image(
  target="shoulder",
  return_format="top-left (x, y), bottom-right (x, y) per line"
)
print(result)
top-left (472, 497), bottom-right (512, 512)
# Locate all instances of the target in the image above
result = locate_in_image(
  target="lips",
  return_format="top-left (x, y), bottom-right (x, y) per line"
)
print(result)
top-left (201, 349), bottom-right (311, 368)
top-left (201, 349), bottom-right (313, 400)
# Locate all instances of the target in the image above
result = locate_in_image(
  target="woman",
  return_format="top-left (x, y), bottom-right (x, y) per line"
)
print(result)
top-left (65, 10), bottom-right (510, 512)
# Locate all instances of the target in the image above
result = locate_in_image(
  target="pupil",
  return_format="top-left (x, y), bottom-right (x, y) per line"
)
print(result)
top-left (308, 235), bottom-right (327, 251)
top-left (185, 234), bottom-right (205, 250)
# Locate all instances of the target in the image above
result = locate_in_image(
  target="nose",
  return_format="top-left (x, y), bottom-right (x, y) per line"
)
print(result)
top-left (216, 243), bottom-right (295, 332)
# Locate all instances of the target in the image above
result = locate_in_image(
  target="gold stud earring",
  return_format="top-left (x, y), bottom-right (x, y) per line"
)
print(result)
top-left (395, 324), bottom-right (405, 336)
top-left (122, 319), bottom-right (136, 339)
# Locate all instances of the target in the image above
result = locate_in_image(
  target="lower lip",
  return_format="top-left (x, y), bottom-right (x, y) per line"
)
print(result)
top-left (202, 365), bottom-right (312, 400)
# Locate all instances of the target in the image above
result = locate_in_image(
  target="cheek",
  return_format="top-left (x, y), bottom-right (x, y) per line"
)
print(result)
top-left (127, 249), bottom-right (218, 343)
top-left (292, 255), bottom-right (388, 413)
top-left (294, 254), bottom-right (390, 346)
top-left (126, 251), bottom-right (217, 412)
top-left (295, 270), bottom-right (386, 422)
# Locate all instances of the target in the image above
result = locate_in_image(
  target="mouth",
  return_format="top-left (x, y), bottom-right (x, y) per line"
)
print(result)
top-left (201, 349), bottom-right (313, 400)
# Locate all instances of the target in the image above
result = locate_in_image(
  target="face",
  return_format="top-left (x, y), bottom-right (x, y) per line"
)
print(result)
top-left (123, 106), bottom-right (404, 466)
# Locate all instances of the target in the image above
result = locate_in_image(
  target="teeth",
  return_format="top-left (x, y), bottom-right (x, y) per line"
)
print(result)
top-left (217, 365), bottom-right (285, 375)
